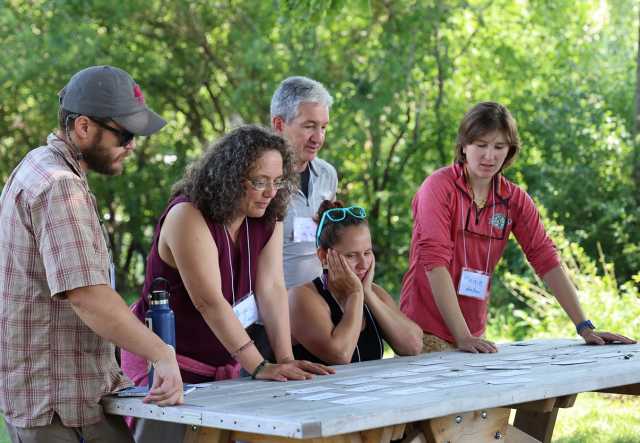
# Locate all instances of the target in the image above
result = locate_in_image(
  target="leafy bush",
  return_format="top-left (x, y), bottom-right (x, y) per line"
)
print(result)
top-left (488, 215), bottom-right (640, 342)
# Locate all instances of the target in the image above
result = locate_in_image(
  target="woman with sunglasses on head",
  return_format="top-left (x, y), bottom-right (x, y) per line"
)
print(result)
top-left (121, 126), bottom-right (333, 440)
top-left (400, 102), bottom-right (635, 354)
top-left (289, 200), bottom-right (423, 365)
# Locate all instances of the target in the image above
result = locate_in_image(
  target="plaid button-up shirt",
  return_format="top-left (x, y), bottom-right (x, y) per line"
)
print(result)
top-left (0, 134), bottom-right (130, 428)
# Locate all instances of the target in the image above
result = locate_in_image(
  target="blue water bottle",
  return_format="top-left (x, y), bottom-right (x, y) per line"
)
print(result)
top-left (145, 277), bottom-right (176, 389)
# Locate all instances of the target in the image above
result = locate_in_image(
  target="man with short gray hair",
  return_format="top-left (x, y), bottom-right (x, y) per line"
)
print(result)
top-left (271, 76), bottom-right (338, 289)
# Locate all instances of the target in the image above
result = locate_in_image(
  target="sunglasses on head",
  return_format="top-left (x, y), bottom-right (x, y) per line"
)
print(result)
top-left (316, 206), bottom-right (367, 247)
top-left (88, 117), bottom-right (135, 146)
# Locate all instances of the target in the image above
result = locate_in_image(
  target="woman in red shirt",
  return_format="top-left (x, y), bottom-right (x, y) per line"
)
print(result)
top-left (400, 102), bottom-right (635, 353)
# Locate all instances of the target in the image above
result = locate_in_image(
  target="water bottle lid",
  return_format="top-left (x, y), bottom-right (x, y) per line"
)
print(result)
top-left (149, 277), bottom-right (170, 304)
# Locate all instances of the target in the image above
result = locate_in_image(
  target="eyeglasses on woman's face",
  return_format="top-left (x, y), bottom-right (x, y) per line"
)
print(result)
top-left (246, 177), bottom-right (288, 192)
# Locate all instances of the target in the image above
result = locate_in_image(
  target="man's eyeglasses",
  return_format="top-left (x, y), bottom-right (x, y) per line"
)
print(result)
top-left (316, 206), bottom-right (367, 247)
top-left (89, 118), bottom-right (134, 147)
top-left (464, 200), bottom-right (509, 240)
top-left (246, 177), bottom-right (289, 192)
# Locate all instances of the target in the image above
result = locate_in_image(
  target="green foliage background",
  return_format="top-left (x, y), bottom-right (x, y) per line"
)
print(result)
top-left (1, 0), bottom-right (638, 327)
top-left (1, 3), bottom-right (640, 440)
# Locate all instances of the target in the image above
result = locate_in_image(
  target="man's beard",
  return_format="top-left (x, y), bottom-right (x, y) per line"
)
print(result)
top-left (82, 129), bottom-right (122, 176)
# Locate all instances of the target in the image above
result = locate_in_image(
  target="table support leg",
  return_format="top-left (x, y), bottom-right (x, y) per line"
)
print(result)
top-left (416, 407), bottom-right (510, 442)
top-left (512, 409), bottom-right (558, 443)
top-left (512, 394), bottom-right (577, 443)
top-left (184, 425), bottom-right (230, 443)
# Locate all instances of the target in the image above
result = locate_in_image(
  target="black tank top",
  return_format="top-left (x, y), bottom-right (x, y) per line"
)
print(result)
top-left (293, 277), bottom-right (384, 364)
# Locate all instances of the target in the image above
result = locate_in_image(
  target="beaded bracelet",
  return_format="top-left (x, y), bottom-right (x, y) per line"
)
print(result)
top-left (231, 339), bottom-right (255, 358)
top-left (251, 360), bottom-right (268, 380)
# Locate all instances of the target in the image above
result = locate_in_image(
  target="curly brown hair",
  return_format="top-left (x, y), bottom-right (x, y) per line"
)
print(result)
top-left (171, 125), bottom-right (296, 224)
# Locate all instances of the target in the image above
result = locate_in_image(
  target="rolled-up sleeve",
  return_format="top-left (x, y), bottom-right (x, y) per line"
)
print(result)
top-left (510, 189), bottom-right (560, 277)
top-left (413, 174), bottom-right (456, 271)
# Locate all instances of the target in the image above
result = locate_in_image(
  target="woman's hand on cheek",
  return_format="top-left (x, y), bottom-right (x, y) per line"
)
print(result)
top-left (327, 249), bottom-right (363, 297)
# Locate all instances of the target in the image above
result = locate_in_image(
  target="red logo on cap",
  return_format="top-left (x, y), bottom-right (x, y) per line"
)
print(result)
top-left (133, 84), bottom-right (145, 104)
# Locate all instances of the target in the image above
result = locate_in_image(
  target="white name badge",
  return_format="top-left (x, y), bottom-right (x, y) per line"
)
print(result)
top-left (233, 292), bottom-right (260, 328)
top-left (458, 268), bottom-right (491, 300)
top-left (109, 262), bottom-right (116, 290)
top-left (293, 217), bottom-right (317, 243)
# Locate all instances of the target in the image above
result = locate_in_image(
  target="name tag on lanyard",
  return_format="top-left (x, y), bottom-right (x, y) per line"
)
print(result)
top-left (458, 267), bottom-right (490, 300)
top-left (293, 216), bottom-right (317, 243)
top-left (233, 292), bottom-right (260, 328)
top-left (109, 261), bottom-right (116, 290)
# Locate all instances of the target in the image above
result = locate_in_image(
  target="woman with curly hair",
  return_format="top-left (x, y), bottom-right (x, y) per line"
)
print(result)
top-left (122, 126), bottom-right (333, 398)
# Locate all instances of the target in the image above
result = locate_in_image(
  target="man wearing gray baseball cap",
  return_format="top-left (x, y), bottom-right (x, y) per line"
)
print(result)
top-left (0, 66), bottom-right (183, 442)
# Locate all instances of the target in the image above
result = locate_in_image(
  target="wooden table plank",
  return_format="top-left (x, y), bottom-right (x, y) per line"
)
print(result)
top-left (104, 339), bottom-right (640, 439)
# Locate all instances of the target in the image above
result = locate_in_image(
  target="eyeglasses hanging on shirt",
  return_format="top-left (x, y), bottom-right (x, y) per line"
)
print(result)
top-left (463, 198), bottom-right (510, 241)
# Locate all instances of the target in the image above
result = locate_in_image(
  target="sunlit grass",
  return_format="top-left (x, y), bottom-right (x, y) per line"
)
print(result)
top-left (552, 393), bottom-right (640, 443)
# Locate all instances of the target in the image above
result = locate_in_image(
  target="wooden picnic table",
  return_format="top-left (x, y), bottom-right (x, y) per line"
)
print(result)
top-left (103, 338), bottom-right (640, 442)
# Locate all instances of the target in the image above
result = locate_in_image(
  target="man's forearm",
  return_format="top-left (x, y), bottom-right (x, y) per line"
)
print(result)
top-left (66, 284), bottom-right (173, 363)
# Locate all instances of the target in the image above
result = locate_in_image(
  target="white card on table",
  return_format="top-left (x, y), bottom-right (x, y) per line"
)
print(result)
top-left (287, 386), bottom-right (332, 395)
top-left (345, 384), bottom-right (392, 393)
top-left (486, 377), bottom-right (534, 385)
top-left (333, 377), bottom-right (378, 386)
top-left (330, 396), bottom-right (379, 405)
top-left (299, 392), bottom-right (345, 401)
top-left (386, 387), bottom-right (436, 396)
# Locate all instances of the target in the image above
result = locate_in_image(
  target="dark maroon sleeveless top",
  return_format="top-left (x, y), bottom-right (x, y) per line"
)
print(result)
top-left (131, 195), bottom-right (275, 368)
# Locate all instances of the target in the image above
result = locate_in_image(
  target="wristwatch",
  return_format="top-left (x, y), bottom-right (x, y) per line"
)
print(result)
top-left (576, 319), bottom-right (596, 335)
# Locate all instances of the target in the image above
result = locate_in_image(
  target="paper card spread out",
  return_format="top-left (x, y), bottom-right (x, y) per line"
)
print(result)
top-left (345, 384), bottom-right (392, 393)
top-left (486, 377), bottom-right (534, 385)
top-left (374, 370), bottom-right (417, 378)
top-left (465, 361), bottom-right (508, 367)
top-left (397, 376), bottom-right (439, 384)
top-left (330, 396), bottom-right (379, 405)
top-left (333, 377), bottom-right (378, 386)
top-left (286, 386), bottom-right (332, 395)
top-left (407, 366), bottom-right (449, 373)
top-left (488, 370), bottom-right (532, 378)
top-left (484, 365), bottom-right (533, 371)
top-left (430, 380), bottom-right (478, 389)
top-left (549, 359), bottom-right (597, 366)
top-left (409, 358), bottom-right (447, 366)
top-left (404, 365), bottom-right (449, 373)
top-left (298, 392), bottom-right (346, 401)
top-left (386, 387), bottom-right (437, 396)
top-left (439, 370), bottom-right (483, 378)
top-left (501, 354), bottom-right (539, 361)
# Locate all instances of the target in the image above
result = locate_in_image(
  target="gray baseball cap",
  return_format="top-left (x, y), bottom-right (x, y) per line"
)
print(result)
top-left (58, 65), bottom-right (166, 136)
